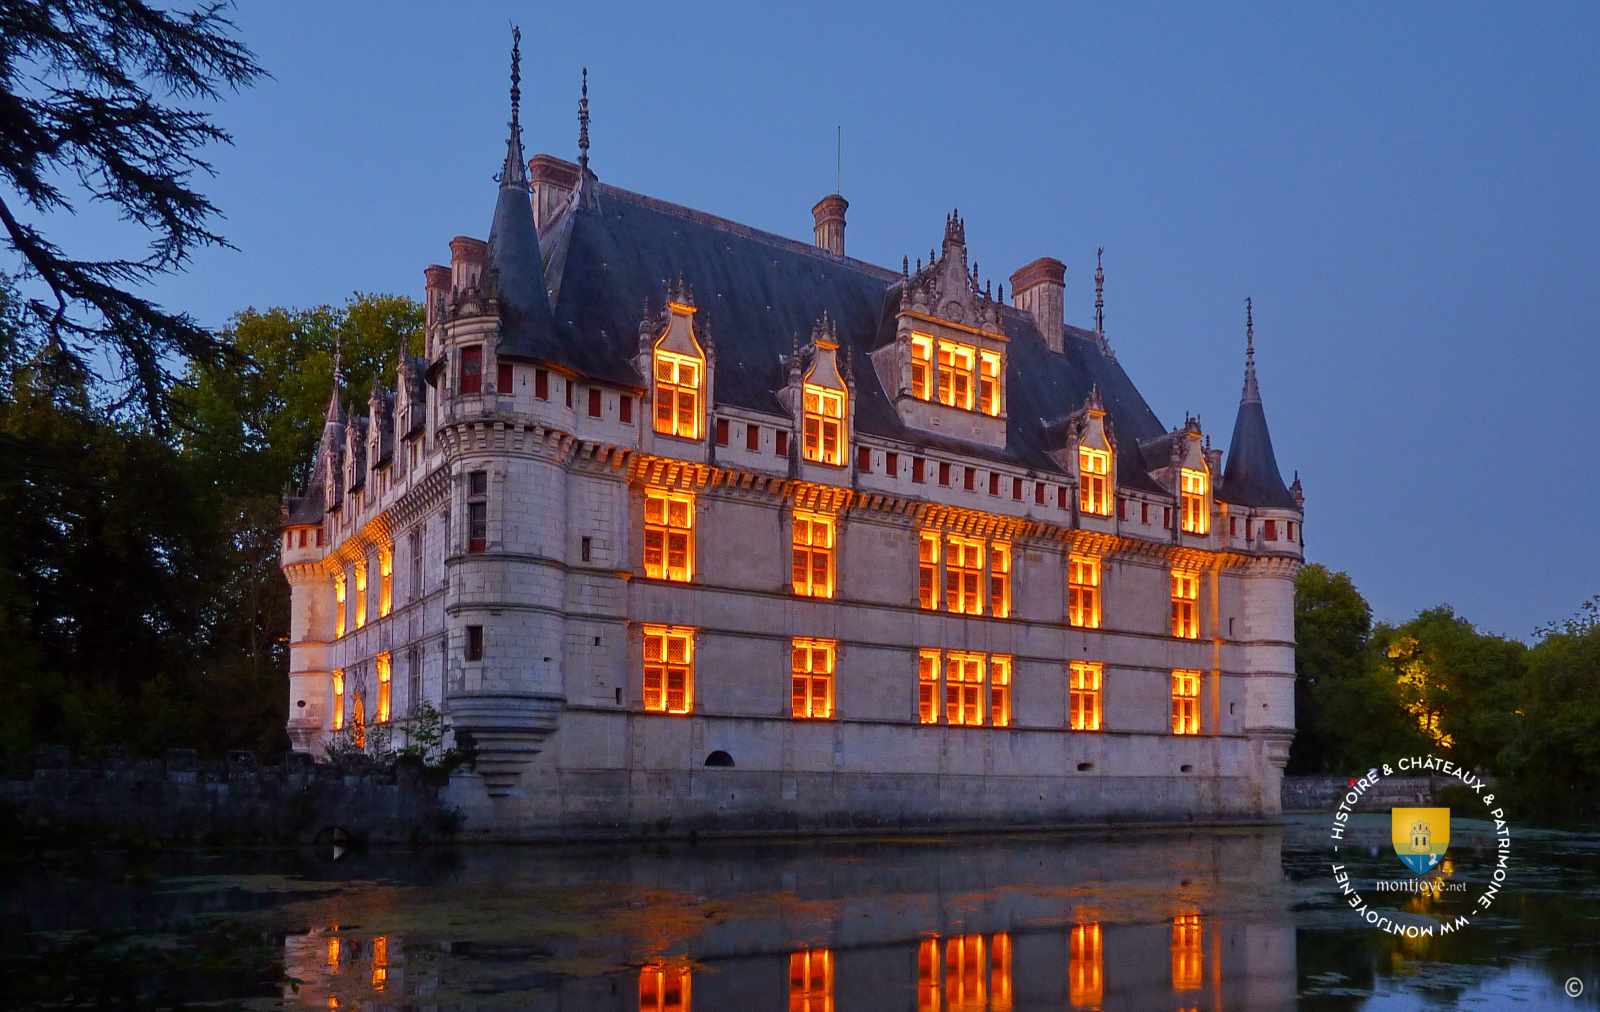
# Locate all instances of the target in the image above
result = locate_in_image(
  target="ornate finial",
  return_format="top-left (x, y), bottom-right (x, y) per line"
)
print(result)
top-left (510, 28), bottom-right (522, 127)
top-left (997, 282), bottom-right (1004, 303)
top-left (497, 27), bottom-right (528, 188)
top-left (929, 246), bottom-right (936, 265)
top-left (1094, 246), bottom-right (1105, 336)
top-left (578, 67), bottom-right (590, 169)
top-left (985, 278), bottom-right (992, 300)
top-left (902, 255), bottom-right (909, 277)
top-left (915, 256), bottom-right (922, 273)
top-left (1242, 296), bottom-right (1260, 403)
top-left (943, 208), bottom-right (965, 247)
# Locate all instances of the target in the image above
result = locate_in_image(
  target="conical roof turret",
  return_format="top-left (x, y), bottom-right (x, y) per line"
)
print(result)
top-left (1222, 299), bottom-right (1297, 508)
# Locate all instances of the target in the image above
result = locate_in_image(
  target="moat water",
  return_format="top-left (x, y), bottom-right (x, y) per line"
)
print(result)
top-left (3, 814), bottom-right (1598, 1010)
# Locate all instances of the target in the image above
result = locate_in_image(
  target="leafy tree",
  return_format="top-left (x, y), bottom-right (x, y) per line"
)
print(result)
top-left (1290, 564), bottom-right (1379, 772)
top-left (1503, 598), bottom-right (1600, 822)
top-left (0, 0), bottom-right (265, 426)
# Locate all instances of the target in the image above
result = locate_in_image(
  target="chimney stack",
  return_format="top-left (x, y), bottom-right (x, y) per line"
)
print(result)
top-left (1009, 256), bottom-right (1066, 353)
top-left (811, 193), bottom-right (848, 257)
top-left (423, 264), bottom-right (452, 331)
top-left (528, 154), bottom-right (580, 230)
top-left (449, 236), bottom-right (487, 293)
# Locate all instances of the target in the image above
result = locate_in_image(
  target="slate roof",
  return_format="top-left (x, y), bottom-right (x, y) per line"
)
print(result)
top-left (1221, 399), bottom-right (1297, 509)
top-left (534, 180), bottom-right (1176, 483)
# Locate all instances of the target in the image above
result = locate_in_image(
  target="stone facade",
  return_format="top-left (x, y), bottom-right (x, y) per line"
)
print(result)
top-left (279, 47), bottom-right (1306, 840)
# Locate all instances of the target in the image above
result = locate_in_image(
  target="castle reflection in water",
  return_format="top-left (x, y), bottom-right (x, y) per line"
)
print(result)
top-left (282, 828), bottom-right (1295, 1010)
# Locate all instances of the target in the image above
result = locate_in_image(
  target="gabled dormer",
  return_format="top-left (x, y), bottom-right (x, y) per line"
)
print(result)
top-left (344, 413), bottom-right (368, 494)
top-left (1148, 414), bottom-right (1213, 538)
top-left (366, 379), bottom-right (394, 476)
top-left (395, 353), bottom-right (426, 442)
top-left (637, 278), bottom-right (713, 448)
top-left (780, 312), bottom-right (853, 471)
top-left (871, 210), bottom-right (1007, 449)
top-left (1060, 385), bottom-right (1117, 522)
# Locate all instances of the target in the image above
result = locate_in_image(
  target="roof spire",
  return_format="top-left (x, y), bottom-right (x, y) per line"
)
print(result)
top-left (1094, 247), bottom-right (1105, 336)
top-left (1241, 296), bottom-right (1260, 403)
top-left (578, 66), bottom-right (590, 170)
top-left (498, 27), bottom-right (528, 189)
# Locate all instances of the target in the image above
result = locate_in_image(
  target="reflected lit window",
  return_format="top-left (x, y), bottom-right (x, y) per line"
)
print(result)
top-left (788, 948), bottom-right (833, 1012)
top-left (1069, 922), bottom-right (1103, 1008)
top-left (917, 937), bottom-right (941, 1012)
top-left (371, 935), bottom-right (388, 991)
top-left (640, 962), bottom-right (692, 1012)
top-left (1172, 913), bottom-right (1203, 992)
top-left (990, 932), bottom-right (1013, 1009)
top-left (325, 933), bottom-right (341, 969)
top-left (945, 934), bottom-right (986, 1008)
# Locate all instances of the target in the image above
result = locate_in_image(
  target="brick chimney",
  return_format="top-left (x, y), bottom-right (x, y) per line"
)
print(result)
top-left (449, 236), bottom-right (487, 293)
top-left (528, 154), bottom-right (580, 230)
top-left (811, 193), bottom-right (848, 256)
top-left (423, 264), bottom-right (452, 330)
top-left (1010, 257), bottom-right (1066, 353)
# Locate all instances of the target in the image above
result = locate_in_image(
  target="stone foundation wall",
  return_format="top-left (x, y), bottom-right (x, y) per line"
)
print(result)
top-left (0, 747), bottom-right (460, 847)
top-left (1280, 774), bottom-right (1444, 813)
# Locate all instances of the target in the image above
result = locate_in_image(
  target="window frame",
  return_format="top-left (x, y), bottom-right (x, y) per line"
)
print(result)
top-left (1079, 445), bottom-right (1112, 516)
top-left (1068, 555), bottom-right (1102, 628)
top-left (643, 625), bottom-right (694, 715)
top-left (944, 534), bottom-right (985, 616)
top-left (375, 652), bottom-right (392, 723)
top-left (989, 655), bottom-right (1012, 727)
top-left (652, 348), bottom-right (703, 440)
top-left (944, 651), bottom-right (986, 726)
top-left (643, 488), bottom-right (695, 582)
top-left (989, 542), bottom-right (1012, 618)
top-left (936, 339), bottom-right (976, 410)
top-left (1170, 569), bottom-right (1200, 639)
top-left (1069, 661), bottom-right (1103, 731)
top-left (1171, 669), bottom-right (1201, 734)
top-left (791, 637), bottom-right (835, 719)
top-left (791, 510), bottom-right (836, 599)
top-left (1180, 467), bottom-right (1209, 534)
top-left (802, 383), bottom-right (847, 466)
top-left (459, 345), bottom-right (483, 395)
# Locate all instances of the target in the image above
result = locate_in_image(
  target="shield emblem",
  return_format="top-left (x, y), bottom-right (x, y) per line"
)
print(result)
top-left (1391, 807), bottom-right (1450, 875)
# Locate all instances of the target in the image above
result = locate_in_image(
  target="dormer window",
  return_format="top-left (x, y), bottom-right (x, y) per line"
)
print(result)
top-left (911, 334), bottom-right (933, 399)
top-left (802, 385), bottom-right (846, 465)
top-left (1079, 446), bottom-right (1112, 516)
top-left (1180, 468), bottom-right (1209, 534)
top-left (653, 351), bottom-right (701, 438)
top-left (978, 351), bottom-right (1002, 416)
top-left (936, 340), bottom-right (974, 409)
top-left (460, 345), bottom-right (483, 395)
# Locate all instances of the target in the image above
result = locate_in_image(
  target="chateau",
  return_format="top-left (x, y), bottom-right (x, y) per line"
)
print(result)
top-left (279, 38), bottom-right (1304, 838)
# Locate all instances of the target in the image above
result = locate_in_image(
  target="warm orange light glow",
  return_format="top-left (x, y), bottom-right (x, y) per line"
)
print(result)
top-left (1180, 468), bottom-right (1209, 535)
top-left (791, 638), bottom-right (835, 719)
top-left (917, 938), bottom-right (941, 1012)
top-left (354, 562), bottom-right (367, 629)
top-left (1172, 913), bottom-right (1203, 991)
top-left (371, 935), bottom-right (388, 991)
top-left (331, 669), bottom-right (344, 731)
top-left (945, 535), bottom-right (985, 615)
top-left (378, 547), bottom-right (393, 617)
top-left (936, 340), bottom-right (976, 410)
top-left (802, 384), bottom-right (847, 466)
top-left (1070, 662), bottom-right (1103, 732)
top-left (1068, 555), bottom-right (1101, 628)
top-left (911, 333), bottom-right (934, 400)
top-left (978, 351), bottom-right (1003, 417)
top-left (352, 692), bottom-right (366, 748)
top-left (653, 349), bottom-right (703, 439)
top-left (919, 532), bottom-right (940, 610)
top-left (639, 962), bottom-right (692, 1012)
top-left (333, 574), bottom-right (346, 638)
top-left (944, 934), bottom-right (987, 1009)
top-left (1079, 446), bottom-right (1112, 516)
top-left (375, 653), bottom-right (392, 724)
top-left (945, 652), bottom-right (985, 726)
top-left (644, 488), bottom-right (694, 582)
top-left (788, 948), bottom-right (834, 1012)
top-left (918, 650), bottom-right (940, 724)
top-left (1069, 923), bottom-right (1103, 1008)
top-left (989, 655), bottom-right (1012, 728)
top-left (643, 625), bottom-right (694, 715)
top-left (1170, 569), bottom-right (1199, 638)
top-left (988, 542), bottom-right (1011, 618)
top-left (325, 934), bottom-right (340, 969)
top-left (1172, 669), bottom-right (1201, 735)
top-left (990, 932), bottom-right (1013, 1010)
top-left (791, 511), bottom-right (835, 598)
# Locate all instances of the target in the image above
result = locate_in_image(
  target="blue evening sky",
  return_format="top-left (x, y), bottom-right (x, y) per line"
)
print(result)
top-left (40, 1), bottom-right (1599, 638)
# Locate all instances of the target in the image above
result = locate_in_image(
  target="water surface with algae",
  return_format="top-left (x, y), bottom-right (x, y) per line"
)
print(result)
top-left (4, 814), bottom-right (1598, 1009)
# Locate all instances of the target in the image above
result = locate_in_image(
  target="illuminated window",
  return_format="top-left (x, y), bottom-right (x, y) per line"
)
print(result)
top-left (1068, 555), bottom-right (1102, 628)
top-left (978, 351), bottom-right (1002, 416)
top-left (945, 652), bottom-right (985, 726)
top-left (918, 650), bottom-right (940, 724)
top-left (352, 691), bottom-right (366, 747)
top-left (371, 935), bottom-right (388, 991)
top-left (1070, 661), bottom-right (1103, 732)
top-left (918, 532), bottom-right (940, 610)
top-left (791, 512), bottom-right (835, 598)
top-left (1171, 569), bottom-right (1199, 638)
top-left (644, 489), bottom-right (694, 582)
top-left (459, 345), bottom-right (482, 395)
top-left (375, 653), bottom-right (392, 723)
top-left (639, 962), bottom-right (691, 1012)
top-left (1172, 669), bottom-right (1201, 735)
top-left (944, 934), bottom-right (987, 1009)
top-left (1079, 446), bottom-right (1112, 516)
top-left (989, 656), bottom-right (1012, 728)
top-left (788, 949), bottom-right (833, 1012)
top-left (333, 574), bottom-right (346, 638)
top-left (354, 562), bottom-right (367, 629)
top-left (990, 932), bottom-right (1013, 1009)
top-left (378, 547), bottom-right (393, 617)
top-left (1172, 914), bottom-right (1203, 991)
top-left (1069, 923), bottom-right (1103, 1008)
top-left (910, 333), bottom-right (933, 400)
top-left (945, 535), bottom-right (984, 615)
top-left (803, 385), bottom-right (847, 465)
top-left (1180, 468), bottom-right (1209, 534)
top-left (643, 626), bottom-right (694, 715)
top-left (989, 542), bottom-right (1011, 618)
top-left (331, 669), bottom-right (344, 730)
top-left (917, 938), bottom-right (941, 1012)
top-left (791, 638), bottom-right (835, 719)
top-left (325, 932), bottom-right (341, 969)
top-left (653, 349), bottom-right (703, 439)
top-left (936, 340), bottom-right (975, 409)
